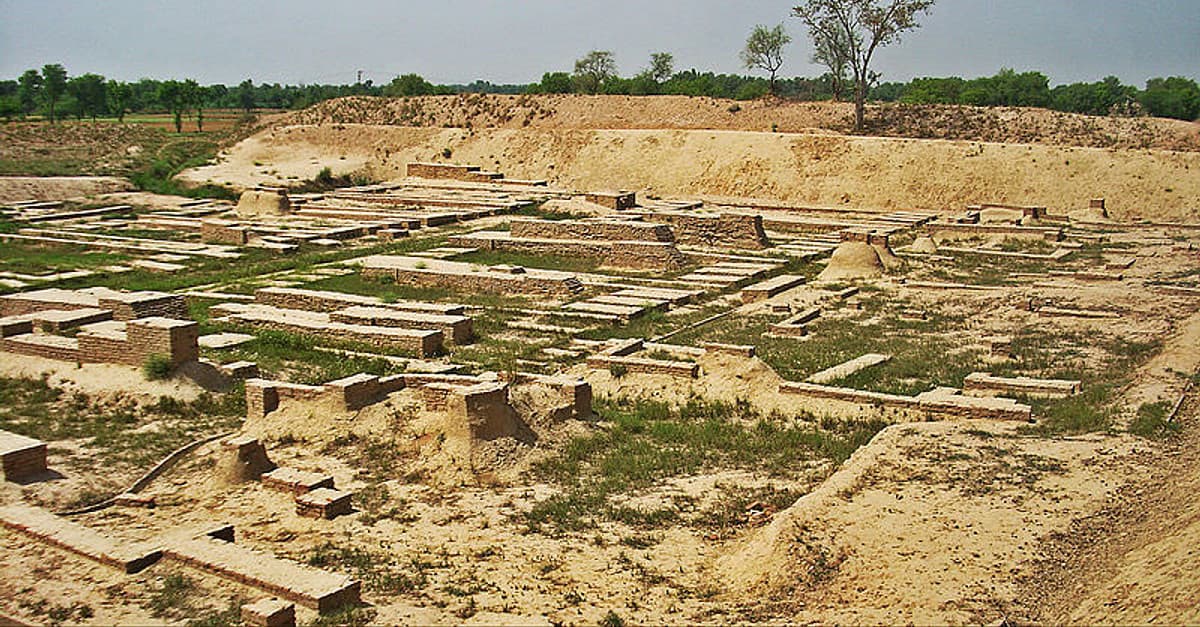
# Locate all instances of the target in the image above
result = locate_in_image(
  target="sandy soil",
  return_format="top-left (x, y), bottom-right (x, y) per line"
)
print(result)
top-left (181, 124), bottom-right (1200, 222)
top-left (280, 95), bottom-right (1200, 152)
top-left (0, 176), bottom-right (134, 204)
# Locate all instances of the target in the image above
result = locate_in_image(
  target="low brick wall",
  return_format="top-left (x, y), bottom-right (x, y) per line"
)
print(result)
top-left (201, 219), bottom-right (250, 245)
top-left (162, 537), bottom-right (361, 613)
top-left (1, 430), bottom-right (47, 482)
top-left (362, 265), bottom-right (582, 297)
top-left (224, 309), bottom-right (443, 358)
top-left (330, 306), bottom-right (473, 344)
top-left (255, 287), bottom-right (464, 316)
top-left (511, 219), bottom-right (674, 243)
top-left (75, 318), bottom-right (200, 367)
top-left (584, 191), bottom-right (637, 210)
top-left (963, 373), bottom-right (1080, 398)
top-left (0, 505), bottom-right (163, 573)
top-left (587, 354), bottom-right (699, 379)
top-left (406, 162), bottom-right (501, 183)
top-left (926, 222), bottom-right (1063, 242)
top-left (645, 212), bottom-right (769, 249)
top-left (779, 381), bottom-right (1032, 421)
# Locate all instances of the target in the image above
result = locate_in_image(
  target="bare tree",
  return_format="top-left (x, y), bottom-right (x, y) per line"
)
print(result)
top-left (741, 24), bottom-right (791, 95)
top-left (793, 0), bottom-right (935, 131)
top-left (573, 50), bottom-right (617, 95)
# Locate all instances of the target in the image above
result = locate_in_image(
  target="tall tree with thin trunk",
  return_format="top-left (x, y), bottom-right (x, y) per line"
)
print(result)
top-left (17, 69), bottom-right (42, 117)
top-left (810, 17), bottom-right (851, 101)
top-left (184, 79), bottom-right (203, 131)
top-left (41, 64), bottom-right (67, 123)
top-left (107, 81), bottom-right (130, 122)
top-left (740, 24), bottom-right (791, 95)
top-left (793, 0), bottom-right (935, 131)
top-left (157, 80), bottom-right (185, 133)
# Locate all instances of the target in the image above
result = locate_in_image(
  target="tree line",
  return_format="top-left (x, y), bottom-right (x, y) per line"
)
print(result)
top-left (3, 50), bottom-right (1196, 130)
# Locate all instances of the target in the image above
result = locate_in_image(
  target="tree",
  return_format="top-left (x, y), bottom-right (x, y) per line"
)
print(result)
top-left (573, 50), bottom-right (616, 95)
top-left (157, 80), bottom-right (186, 132)
top-left (810, 18), bottom-right (850, 101)
top-left (383, 74), bottom-right (435, 97)
top-left (107, 81), bottom-right (131, 122)
top-left (649, 52), bottom-right (675, 83)
top-left (532, 72), bottom-right (573, 94)
top-left (0, 96), bottom-right (20, 121)
top-left (17, 70), bottom-right (42, 117)
top-left (793, 0), bottom-right (935, 131)
top-left (740, 24), bottom-right (791, 95)
top-left (237, 79), bottom-right (256, 112)
top-left (67, 73), bottom-right (106, 121)
top-left (1140, 76), bottom-right (1200, 121)
top-left (41, 63), bottom-right (68, 123)
top-left (183, 79), bottom-right (203, 131)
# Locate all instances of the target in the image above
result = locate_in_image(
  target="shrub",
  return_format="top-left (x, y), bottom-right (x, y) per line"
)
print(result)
top-left (608, 363), bottom-right (628, 378)
top-left (1130, 400), bottom-right (1180, 439)
top-left (142, 354), bottom-right (173, 381)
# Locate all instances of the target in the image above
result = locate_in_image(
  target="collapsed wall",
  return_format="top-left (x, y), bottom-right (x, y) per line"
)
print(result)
top-left (639, 212), bottom-right (770, 249)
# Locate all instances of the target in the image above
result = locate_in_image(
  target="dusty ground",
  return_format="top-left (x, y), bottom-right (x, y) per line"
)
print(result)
top-left (0, 176), bottom-right (134, 204)
top-left (182, 123), bottom-right (1200, 222)
top-left (281, 95), bottom-right (1200, 151)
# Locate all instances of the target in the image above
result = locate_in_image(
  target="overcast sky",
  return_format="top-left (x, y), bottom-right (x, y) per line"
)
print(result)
top-left (1, 0), bottom-right (1197, 87)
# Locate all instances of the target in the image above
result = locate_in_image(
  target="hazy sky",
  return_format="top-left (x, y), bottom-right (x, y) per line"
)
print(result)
top-left (1, 0), bottom-right (1197, 87)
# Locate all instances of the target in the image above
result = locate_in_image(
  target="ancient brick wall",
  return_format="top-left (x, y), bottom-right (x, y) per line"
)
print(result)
top-left (362, 266), bottom-right (581, 297)
top-left (926, 222), bottom-right (1063, 241)
top-left (97, 294), bottom-right (188, 321)
top-left (603, 241), bottom-right (689, 271)
top-left (586, 354), bottom-right (699, 378)
top-left (648, 213), bottom-right (769, 249)
top-left (584, 191), bottom-right (637, 210)
top-left (510, 219), bottom-right (674, 243)
top-left (200, 220), bottom-right (249, 245)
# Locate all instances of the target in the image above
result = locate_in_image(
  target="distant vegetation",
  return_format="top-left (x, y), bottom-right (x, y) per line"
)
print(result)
top-left (1, 61), bottom-right (1196, 126)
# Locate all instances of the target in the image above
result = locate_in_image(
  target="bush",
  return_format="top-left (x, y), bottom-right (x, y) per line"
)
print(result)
top-left (1129, 400), bottom-right (1180, 439)
top-left (608, 363), bottom-right (628, 378)
top-left (142, 354), bottom-right (174, 381)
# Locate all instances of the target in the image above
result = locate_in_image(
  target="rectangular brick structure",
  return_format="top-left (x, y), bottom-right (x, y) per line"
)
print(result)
top-left (329, 305), bottom-right (473, 344)
top-left (262, 468), bottom-right (336, 496)
top-left (741, 274), bottom-right (807, 303)
top-left (0, 430), bottom-right (47, 482)
top-left (242, 599), bottom-right (296, 627)
top-left (162, 536), bottom-right (360, 613)
top-left (255, 287), bottom-right (466, 316)
top-left (0, 505), bottom-right (162, 573)
top-left (295, 488), bottom-right (354, 519)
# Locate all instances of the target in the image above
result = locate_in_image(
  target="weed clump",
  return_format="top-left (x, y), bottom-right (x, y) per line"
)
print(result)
top-left (142, 354), bottom-right (174, 381)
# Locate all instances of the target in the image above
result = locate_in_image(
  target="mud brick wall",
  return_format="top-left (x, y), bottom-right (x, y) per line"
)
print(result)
top-left (451, 383), bottom-right (519, 441)
top-left (1, 431), bottom-right (48, 481)
top-left (587, 354), bottom-right (699, 379)
top-left (161, 537), bottom-right (361, 613)
top-left (700, 342), bottom-right (756, 358)
top-left (3, 336), bottom-right (82, 361)
top-left (329, 307), bottom-right (474, 344)
top-left (603, 241), bottom-right (689, 271)
top-left (926, 223), bottom-right (1064, 242)
top-left (245, 379), bottom-right (325, 418)
top-left (98, 294), bottom-right (188, 321)
top-left (510, 219), bottom-right (675, 243)
top-left (227, 313), bottom-right (443, 357)
top-left (200, 220), bottom-right (249, 245)
top-left (363, 266), bottom-right (580, 297)
top-left (584, 192), bottom-right (637, 210)
top-left (77, 332), bottom-right (128, 364)
top-left (0, 319), bottom-right (33, 337)
top-left (0, 505), bottom-right (163, 573)
top-left (649, 213), bottom-right (769, 249)
top-left (324, 374), bottom-right (384, 410)
top-left (0, 295), bottom-right (85, 317)
top-left (125, 318), bottom-right (200, 366)
top-left (407, 162), bottom-right (497, 182)
top-left (255, 288), bottom-right (380, 313)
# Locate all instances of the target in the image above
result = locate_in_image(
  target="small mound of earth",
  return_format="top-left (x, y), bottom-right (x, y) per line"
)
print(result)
top-left (909, 235), bottom-right (939, 254)
top-left (539, 197), bottom-right (612, 217)
top-left (818, 241), bottom-right (884, 281)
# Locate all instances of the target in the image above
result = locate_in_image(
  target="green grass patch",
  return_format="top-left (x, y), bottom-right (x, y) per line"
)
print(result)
top-left (0, 241), bottom-right (131, 277)
top-left (0, 375), bottom-right (244, 472)
top-left (1130, 400), bottom-right (1180, 439)
top-left (523, 396), bottom-right (885, 533)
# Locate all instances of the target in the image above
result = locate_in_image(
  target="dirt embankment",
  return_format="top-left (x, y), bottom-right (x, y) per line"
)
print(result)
top-left (279, 94), bottom-right (1200, 152)
top-left (183, 123), bottom-right (1200, 222)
